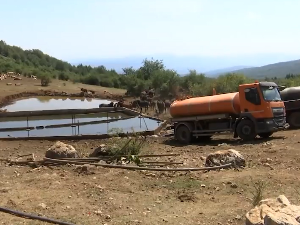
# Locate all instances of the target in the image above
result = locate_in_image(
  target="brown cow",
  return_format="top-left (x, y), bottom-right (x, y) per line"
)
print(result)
top-left (164, 100), bottom-right (171, 113)
top-left (116, 101), bottom-right (133, 109)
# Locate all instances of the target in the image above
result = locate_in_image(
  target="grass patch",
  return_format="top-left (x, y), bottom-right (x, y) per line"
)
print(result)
top-left (249, 177), bottom-right (268, 206)
top-left (103, 130), bottom-right (147, 165)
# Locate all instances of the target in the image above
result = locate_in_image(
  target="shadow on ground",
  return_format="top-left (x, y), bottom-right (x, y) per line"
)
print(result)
top-left (162, 135), bottom-right (285, 147)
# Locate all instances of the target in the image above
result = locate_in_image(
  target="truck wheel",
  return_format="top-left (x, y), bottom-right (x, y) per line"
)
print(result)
top-left (287, 112), bottom-right (300, 128)
top-left (236, 119), bottom-right (256, 141)
top-left (175, 125), bottom-right (191, 144)
top-left (258, 132), bottom-right (273, 138)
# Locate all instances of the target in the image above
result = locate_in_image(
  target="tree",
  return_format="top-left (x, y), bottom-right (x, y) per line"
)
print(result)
top-left (139, 58), bottom-right (165, 80)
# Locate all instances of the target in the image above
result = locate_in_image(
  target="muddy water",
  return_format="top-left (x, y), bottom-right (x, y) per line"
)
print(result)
top-left (2, 96), bottom-right (114, 111)
top-left (0, 97), bottom-right (161, 138)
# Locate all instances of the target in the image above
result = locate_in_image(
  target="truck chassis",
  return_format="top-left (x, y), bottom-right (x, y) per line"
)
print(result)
top-left (171, 113), bottom-right (286, 144)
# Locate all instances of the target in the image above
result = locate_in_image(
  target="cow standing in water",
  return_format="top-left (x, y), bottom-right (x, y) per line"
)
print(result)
top-left (99, 101), bottom-right (115, 108)
top-left (115, 101), bottom-right (133, 109)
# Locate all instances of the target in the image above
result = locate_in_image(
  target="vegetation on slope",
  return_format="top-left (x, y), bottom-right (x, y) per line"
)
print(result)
top-left (1, 40), bottom-right (300, 98)
top-left (223, 59), bottom-right (300, 79)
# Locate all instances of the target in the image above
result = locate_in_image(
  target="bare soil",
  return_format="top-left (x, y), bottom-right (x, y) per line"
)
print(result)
top-left (0, 76), bottom-right (126, 98)
top-left (0, 78), bottom-right (299, 225)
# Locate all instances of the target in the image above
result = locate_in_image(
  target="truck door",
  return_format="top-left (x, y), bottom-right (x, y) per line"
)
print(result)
top-left (242, 87), bottom-right (264, 116)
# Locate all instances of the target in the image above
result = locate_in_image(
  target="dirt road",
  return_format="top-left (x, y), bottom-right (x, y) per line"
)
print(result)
top-left (0, 79), bottom-right (299, 225)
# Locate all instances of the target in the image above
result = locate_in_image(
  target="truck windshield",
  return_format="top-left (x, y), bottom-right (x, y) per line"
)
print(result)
top-left (260, 86), bottom-right (282, 101)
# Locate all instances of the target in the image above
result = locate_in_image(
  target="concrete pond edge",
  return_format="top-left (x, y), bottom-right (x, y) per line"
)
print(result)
top-left (0, 91), bottom-right (168, 141)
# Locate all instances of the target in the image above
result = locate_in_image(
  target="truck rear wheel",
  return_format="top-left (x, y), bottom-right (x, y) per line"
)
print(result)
top-left (258, 132), bottom-right (273, 138)
top-left (287, 112), bottom-right (300, 128)
top-left (175, 125), bottom-right (191, 144)
top-left (236, 119), bottom-right (257, 141)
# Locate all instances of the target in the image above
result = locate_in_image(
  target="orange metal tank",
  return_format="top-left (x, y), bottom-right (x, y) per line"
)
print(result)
top-left (170, 92), bottom-right (241, 118)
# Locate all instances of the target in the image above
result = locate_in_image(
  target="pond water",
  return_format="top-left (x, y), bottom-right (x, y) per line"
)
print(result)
top-left (0, 97), bottom-right (161, 138)
top-left (2, 96), bottom-right (114, 111)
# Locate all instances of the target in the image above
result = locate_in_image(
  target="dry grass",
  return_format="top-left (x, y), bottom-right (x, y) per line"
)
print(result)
top-left (0, 76), bottom-right (126, 98)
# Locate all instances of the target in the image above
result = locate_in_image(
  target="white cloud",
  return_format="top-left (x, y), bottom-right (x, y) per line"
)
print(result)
top-left (246, 12), bottom-right (261, 20)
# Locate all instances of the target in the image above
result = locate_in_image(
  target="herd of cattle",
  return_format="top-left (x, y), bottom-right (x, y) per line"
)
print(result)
top-left (99, 88), bottom-right (174, 114)
top-left (0, 72), bottom-right (37, 81)
top-left (99, 98), bottom-right (173, 115)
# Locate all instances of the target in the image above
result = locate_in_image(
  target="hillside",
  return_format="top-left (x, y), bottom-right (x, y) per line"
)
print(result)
top-left (204, 66), bottom-right (253, 77)
top-left (2, 39), bottom-right (300, 98)
top-left (230, 59), bottom-right (300, 79)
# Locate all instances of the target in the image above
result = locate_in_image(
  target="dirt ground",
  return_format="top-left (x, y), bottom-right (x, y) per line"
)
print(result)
top-left (0, 76), bottom-right (126, 98)
top-left (0, 78), bottom-right (300, 225)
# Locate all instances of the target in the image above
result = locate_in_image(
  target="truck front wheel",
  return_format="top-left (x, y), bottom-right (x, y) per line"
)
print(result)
top-left (236, 119), bottom-right (257, 141)
top-left (175, 125), bottom-right (192, 144)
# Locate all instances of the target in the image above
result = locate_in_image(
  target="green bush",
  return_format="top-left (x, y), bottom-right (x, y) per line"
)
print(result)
top-left (40, 75), bottom-right (51, 86)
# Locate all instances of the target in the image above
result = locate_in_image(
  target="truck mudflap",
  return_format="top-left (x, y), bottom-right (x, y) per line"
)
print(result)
top-left (256, 117), bottom-right (287, 133)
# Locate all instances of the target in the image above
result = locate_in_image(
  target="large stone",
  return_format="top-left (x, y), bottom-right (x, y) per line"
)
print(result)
top-left (45, 141), bottom-right (79, 159)
top-left (245, 195), bottom-right (300, 225)
top-left (89, 144), bottom-right (118, 157)
top-left (205, 149), bottom-right (245, 167)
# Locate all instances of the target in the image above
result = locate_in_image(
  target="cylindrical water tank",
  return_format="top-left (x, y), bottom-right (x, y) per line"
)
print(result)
top-left (170, 92), bottom-right (241, 118)
top-left (280, 86), bottom-right (300, 101)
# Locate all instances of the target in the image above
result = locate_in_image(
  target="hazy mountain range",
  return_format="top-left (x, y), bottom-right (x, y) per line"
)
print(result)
top-left (70, 53), bottom-right (300, 78)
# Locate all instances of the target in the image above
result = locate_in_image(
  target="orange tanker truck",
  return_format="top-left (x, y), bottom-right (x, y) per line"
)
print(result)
top-left (170, 81), bottom-right (287, 144)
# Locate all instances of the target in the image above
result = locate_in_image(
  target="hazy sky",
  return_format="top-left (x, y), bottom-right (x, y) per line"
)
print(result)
top-left (1, 0), bottom-right (300, 62)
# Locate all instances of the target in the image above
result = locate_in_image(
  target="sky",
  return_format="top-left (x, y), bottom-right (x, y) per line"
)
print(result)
top-left (1, 0), bottom-right (300, 70)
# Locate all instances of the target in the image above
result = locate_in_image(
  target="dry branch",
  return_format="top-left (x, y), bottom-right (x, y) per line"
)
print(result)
top-left (43, 157), bottom-right (232, 172)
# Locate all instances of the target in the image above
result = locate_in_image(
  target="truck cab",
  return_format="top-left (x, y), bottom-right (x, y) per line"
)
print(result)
top-left (235, 81), bottom-right (286, 140)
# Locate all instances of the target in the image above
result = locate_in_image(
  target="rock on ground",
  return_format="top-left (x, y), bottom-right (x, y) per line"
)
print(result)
top-left (89, 144), bottom-right (109, 157)
top-left (245, 195), bottom-right (300, 225)
top-left (205, 149), bottom-right (245, 167)
top-left (45, 141), bottom-right (79, 159)
top-left (89, 144), bottom-right (119, 157)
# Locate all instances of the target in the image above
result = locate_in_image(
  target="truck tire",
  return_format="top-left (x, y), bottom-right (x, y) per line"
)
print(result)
top-left (236, 119), bottom-right (257, 141)
top-left (258, 132), bottom-right (273, 138)
top-left (175, 125), bottom-right (192, 144)
top-left (287, 112), bottom-right (300, 128)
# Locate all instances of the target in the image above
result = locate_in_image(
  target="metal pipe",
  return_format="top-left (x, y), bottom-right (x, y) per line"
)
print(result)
top-left (0, 206), bottom-right (77, 225)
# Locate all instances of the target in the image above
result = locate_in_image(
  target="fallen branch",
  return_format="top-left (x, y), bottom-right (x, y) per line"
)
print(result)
top-left (0, 206), bottom-right (76, 225)
top-left (141, 161), bottom-right (183, 164)
top-left (44, 157), bottom-right (232, 172)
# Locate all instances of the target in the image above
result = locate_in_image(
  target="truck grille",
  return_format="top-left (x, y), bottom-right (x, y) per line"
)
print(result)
top-left (272, 107), bottom-right (286, 126)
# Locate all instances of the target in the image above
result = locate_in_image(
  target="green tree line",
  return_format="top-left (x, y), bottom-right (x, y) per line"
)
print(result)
top-left (1, 40), bottom-right (300, 98)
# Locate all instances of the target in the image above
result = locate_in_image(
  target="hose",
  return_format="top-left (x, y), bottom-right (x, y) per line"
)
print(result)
top-left (44, 158), bottom-right (232, 171)
top-left (0, 206), bottom-right (77, 225)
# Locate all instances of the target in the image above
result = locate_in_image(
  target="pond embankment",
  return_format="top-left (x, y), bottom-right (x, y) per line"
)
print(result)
top-left (0, 90), bottom-right (123, 109)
